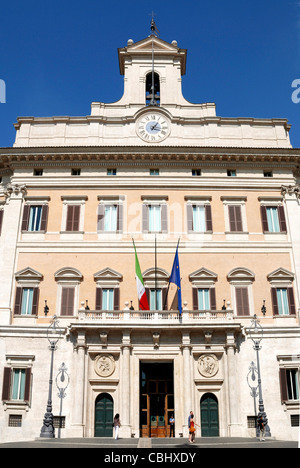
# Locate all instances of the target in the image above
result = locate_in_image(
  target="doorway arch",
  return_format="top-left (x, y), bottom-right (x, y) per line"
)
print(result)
top-left (94, 393), bottom-right (114, 437)
top-left (200, 393), bottom-right (219, 437)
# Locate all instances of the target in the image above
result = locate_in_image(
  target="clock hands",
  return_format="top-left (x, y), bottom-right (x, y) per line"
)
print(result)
top-left (150, 122), bottom-right (160, 132)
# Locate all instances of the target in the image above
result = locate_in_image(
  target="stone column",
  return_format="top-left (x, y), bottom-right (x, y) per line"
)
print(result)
top-left (71, 330), bottom-right (86, 437)
top-left (121, 330), bottom-right (132, 438)
top-left (181, 331), bottom-right (192, 436)
top-left (0, 184), bottom-right (27, 325)
top-left (225, 331), bottom-right (241, 436)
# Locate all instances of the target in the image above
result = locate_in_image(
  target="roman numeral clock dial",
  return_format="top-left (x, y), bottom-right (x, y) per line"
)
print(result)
top-left (136, 112), bottom-right (171, 142)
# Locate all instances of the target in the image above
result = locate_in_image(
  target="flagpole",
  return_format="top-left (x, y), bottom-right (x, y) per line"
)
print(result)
top-left (163, 238), bottom-right (180, 311)
top-left (155, 234), bottom-right (157, 310)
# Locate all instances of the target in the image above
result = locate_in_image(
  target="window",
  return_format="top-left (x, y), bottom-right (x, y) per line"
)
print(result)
top-left (150, 169), bottom-right (159, 176)
top-left (235, 287), bottom-right (250, 316)
top-left (198, 288), bottom-right (210, 310)
top-left (228, 205), bottom-right (243, 232)
top-left (33, 168), bottom-right (43, 176)
top-left (95, 287), bottom-right (120, 311)
top-left (107, 168), bottom-right (117, 176)
top-left (227, 267), bottom-right (255, 316)
top-left (263, 171), bottom-right (273, 178)
top-left (192, 169), bottom-right (201, 177)
top-left (149, 289), bottom-right (162, 311)
top-left (22, 205), bottom-right (49, 232)
top-left (8, 415), bottom-right (22, 427)
top-left (260, 205), bottom-right (287, 233)
top-left (97, 200), bottom-right (123, 233)
top-left (71, 168), bottom-right (81, 176)
top-left (66, 205), bottom-right (80, 231)
top-left (2, 367), bottom-right (31, 403)
top-left (142, 202), bottom-right (168, 233)
top-left (271, 287), bottom-right (296, 316)
top-left (227, 169), bottom-right (236, 177)
top-left (14, 287), bottom-right (39, 316)
top-left (146, 72), bottom-right (160, 106)
top-left (279, 368), bottom-right (299, 402)
top-left (60, 287), bottom-right (75, 316)
top-left (192, 287), bottom-right (216, 311)
top-left (102, 289), bottom-right (114, 311)
top-left (188, 205), bottom-right (213, 232)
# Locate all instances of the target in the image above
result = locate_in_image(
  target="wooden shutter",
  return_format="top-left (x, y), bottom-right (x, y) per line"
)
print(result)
top-left (66, 205), bottom-right (80, 231)
top-left (235, 287), bottom-right (250, 316)
top-left (40, 205), bottom-right (49, 231)
top-left (21, 205), bottom-right (30, 231)
top-left (187, 205), bottom-right (193, 232)
top-left (14, 287), bottom-right (23, 315)
top-left (210, 288), bottom-right (216, 311)
top-left (97, 204), bottom-right (105, 231)
top-left (162, 288), bottom-right (168, 310)
top-left (95, 287), bottom-right (102, 310)
top-left (145, 288), bottom-right (150, 309)
top-left (114, 288), bottom-right (120, 311)
top-left (278, 206), bottom-right (287, 233)
top-left (205, 205), bottom-right (213, 232)
top-left (24, 368), bottom-right (32, 403)
top-left (161, 204), bottom-right (168, 233)
top-left (142, 204), bottom-right (149, 232)
top-left (287, 287), bottom-right (296, 315)
top-left (2, 368), bottom-right (11, 401)
top-left (193, 288), bottom-right (198, 311)
top-left (0, 210), bottom-right (3, 235)
top-left (229, 205), bottom-right (243, 232)
top-left (31, 288), bottom-right (39, 315)
top-left (61, 287), bottom-right (75, 316)
top-left (260, 205), bottom-right (269, 233)
top-left (279, 368), bottom-right (288, 403)
top-left (271, 288), bottom-right (279, 315)
top-left (117, 204), bottom-right (123, 232)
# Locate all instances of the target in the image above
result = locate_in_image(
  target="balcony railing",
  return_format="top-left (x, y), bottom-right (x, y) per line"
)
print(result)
top-left (77, 309), bottom-right (234, 323)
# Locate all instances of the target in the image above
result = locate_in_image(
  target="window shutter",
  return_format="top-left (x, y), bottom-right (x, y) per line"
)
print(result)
top-left (205, 205), bottom-right (213, 232)
top-left (31, 288), bottom-right (39, 315)
top-left (279, 368), bottom-right (288, 403)
top-left (193, 288), bottom-right (198, 311)
top-left (97, 204), bottom-right (105, 231)
top-left (21, 205), bottom-right (30, 231)
top-left (66, 205), bottom-right (74, 231)
top-left (2, 368), bottom-right (11, 401)
top-left (271, 288), bottom-right (279, 315)
top-left (114, 288), bottom-right (120, 311)
top-left (209, 288), bottom-right (216, 311)
top-left (162, 288), bottom-right (168, 310)
top-left (66, 205), bottom-right (80, 231)
top-left (0, 210), bottom-right (3, 235)
top-left (260, 205), bottom-right (269, 233)
top-left (14, 287), bottom-right (23, 315)
top-left (117, 204), bottom-right (123, 232)
top-left (24, 368), bottom-right (32, 403)
top-left (40, 205), bottom-right (49, 231)
top-left (235, 287), bottom-right (249, 316)
top-left (187, 204), bottom-right (193, 232)
top-left (161, 204), bottom-right (168, 233)
top-left (145, 288), bottom-right (150, 309)
top-left (142, 205), bottom-right (149, 232)
top-left (61, 287), bottom-right (75, 316)
top-left (95, 288), bottom-right (102, 310)
top-left (73, 205), bottom-right (80, 231)
top-left (278, 206), bottom-right (287, 233)
top-left (229, 205), bottom-right (242, 232)
top-left (287, 287), bottom-right (296, 315)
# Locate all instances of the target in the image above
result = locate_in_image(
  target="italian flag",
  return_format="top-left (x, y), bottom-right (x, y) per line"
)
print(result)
top-left (133, 241), bottom-right (150, 311)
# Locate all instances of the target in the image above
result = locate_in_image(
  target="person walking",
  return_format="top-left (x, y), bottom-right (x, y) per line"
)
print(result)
top-left (169, 414), bottom-right (175, 437)
top-left (188, 415), bottom-right (200, 443)
top-left (113, 413), bottom-right (120, 440)
top-left (257, 413), bottom-right (265, 442)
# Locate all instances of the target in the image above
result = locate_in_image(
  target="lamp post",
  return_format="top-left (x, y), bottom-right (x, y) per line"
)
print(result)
top-left (55, 362), bottom-right (70, 439)
top-left (40, 315), bottom-right (62, 438)
top-left (247, 361), bottom-right (259, 421)
top-left (248, 313), bottom-right (271, 437)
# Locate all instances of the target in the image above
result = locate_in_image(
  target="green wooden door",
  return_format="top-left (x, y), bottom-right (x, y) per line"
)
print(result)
top-left (95, 393), bottom-right (113, 437)
top-left (200, 393), bottom-right (219, 437)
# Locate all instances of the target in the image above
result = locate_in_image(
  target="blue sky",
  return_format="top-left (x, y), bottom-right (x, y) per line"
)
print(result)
top-left (0, 0), bottom-right (300, 147)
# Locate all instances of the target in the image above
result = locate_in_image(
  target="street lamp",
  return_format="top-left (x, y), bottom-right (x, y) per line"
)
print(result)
top-left (248, 313), bottom-right (271, 437)
top-left (40, 315), bottom-right (62, 438)
top-left (56, 362), bottom-right (70, 439)
top-left (247, 361), bottom-right (259, 420)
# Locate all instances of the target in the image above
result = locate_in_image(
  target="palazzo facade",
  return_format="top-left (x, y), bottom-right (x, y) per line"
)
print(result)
top-left (0, 32), bottom-right (300, 443)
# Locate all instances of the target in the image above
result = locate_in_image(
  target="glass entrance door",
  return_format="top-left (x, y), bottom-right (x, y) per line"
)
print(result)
top-left (140, 363), bottom-right (174, 438)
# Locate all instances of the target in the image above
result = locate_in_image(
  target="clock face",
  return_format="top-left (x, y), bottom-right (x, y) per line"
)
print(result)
top-left (136, 113), bottom-right (170, 142)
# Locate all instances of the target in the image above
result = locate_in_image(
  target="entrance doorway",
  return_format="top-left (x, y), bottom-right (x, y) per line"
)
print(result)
top-left (95, 393), bottom-right (114, 437)
top-left (140, 362), bottom-right (174, 438)
top-left (200, 393), bottom-right (219, 437)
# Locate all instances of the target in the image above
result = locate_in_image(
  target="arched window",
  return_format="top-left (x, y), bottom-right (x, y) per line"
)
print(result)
top-left (146, 72), bottom-right (160, 106)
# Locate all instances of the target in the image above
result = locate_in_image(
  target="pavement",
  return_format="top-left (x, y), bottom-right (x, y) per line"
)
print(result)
top-left (0, 437), bottom-right (298, 449)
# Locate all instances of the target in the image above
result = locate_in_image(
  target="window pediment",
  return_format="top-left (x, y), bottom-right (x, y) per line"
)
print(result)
top-left (267, 268), bottom-right (294, 282)
top-left (227, 267), bottom-right (255, 282)
top-left (94, 268), bottom-right (123, 282)
top-left (54, 267), bottom-right (83, 282)
top-left (189, 267), bottom-right (218, 283)
top-left (15, 267), bottom-right (43, 282)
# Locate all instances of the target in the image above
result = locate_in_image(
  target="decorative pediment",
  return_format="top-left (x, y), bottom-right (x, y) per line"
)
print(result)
top-left (227, 267), bottom-right (255, 282)
top-left (267, 268), bottom-right (294, 282)
top-left (54, 267), bottom-right (83, 281)
top-left (15, 267), bottom-right (43, 281)
top-left (126, 36), bottom-right (179, 53)
top-left (189, 268), bottom-right (218, 282)
top-left (93, 267), bottom-right (123, 282)
top-left (143, 267), bottom-right (169, 280)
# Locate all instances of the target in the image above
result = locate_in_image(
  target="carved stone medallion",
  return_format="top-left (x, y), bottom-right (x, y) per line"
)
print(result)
top-left (198, 354), bottom-right (219, 378)
top-left (95, 354), bottom-right (115, 378)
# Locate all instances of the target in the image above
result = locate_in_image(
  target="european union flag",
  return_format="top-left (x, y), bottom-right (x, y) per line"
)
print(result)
top-left (169, 244), bottom-right (182, 315)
